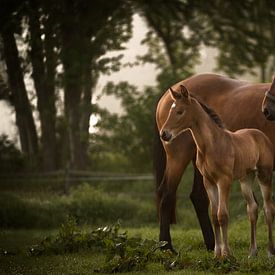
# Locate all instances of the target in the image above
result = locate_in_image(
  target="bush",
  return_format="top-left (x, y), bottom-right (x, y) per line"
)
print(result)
top-left (65, 184), bottom-right (156, 225)
top-left (0, 184), bottom-right (158, 229)
top-left (0, 193), bottom-right (66, 229)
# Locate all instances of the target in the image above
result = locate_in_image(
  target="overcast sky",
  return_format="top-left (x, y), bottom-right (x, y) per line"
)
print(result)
top-left (0, 14), bottom-right (217, 140)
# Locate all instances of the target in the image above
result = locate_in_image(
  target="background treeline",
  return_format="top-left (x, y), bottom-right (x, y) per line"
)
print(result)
top-left (0, 0), bottom-right (274, 173)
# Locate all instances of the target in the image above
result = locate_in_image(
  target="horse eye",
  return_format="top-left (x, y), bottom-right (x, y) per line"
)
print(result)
top-left (177, 111), bottom-right (183, 115)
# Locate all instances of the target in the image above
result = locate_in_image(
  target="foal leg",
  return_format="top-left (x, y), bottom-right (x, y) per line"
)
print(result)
top-left (190, 161), bottom-right (215, 250)
top-left (217, 179), bottom-right (231, 257)
top-left (258, 168), bottom-right (275, 256)
top-left (240, 176), bottom-right (258, 257)
top-left (203, 178), bottom-right (221, 257)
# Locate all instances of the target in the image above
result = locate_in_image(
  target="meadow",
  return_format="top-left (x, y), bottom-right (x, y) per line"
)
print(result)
top-left (1, 166), bottom-right (275, 274)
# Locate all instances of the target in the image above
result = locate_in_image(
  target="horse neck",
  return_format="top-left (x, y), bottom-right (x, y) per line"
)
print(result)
top-left (189, 102), bottom-right (224, 154)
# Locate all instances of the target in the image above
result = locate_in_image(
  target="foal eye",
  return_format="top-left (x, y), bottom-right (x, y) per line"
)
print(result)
top-left (177, 111), bottom-right (183, 115)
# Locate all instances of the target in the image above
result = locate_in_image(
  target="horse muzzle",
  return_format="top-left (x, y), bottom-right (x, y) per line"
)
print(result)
top-left (160, 130), bottom-right (173, 142)
top-left (263, 107), bottom-right (275, 121)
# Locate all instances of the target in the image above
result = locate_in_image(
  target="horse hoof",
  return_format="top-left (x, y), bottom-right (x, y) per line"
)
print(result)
top-left (248, 250), bottom-right (258, 258)
top-left (267, 249), bottom-right (275, 257)
top-left (161, 244), bottom-right (177, 255)
top-left (222, 248), bottom-right (232, 258)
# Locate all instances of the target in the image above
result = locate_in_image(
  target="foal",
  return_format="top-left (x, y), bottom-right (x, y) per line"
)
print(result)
top-left (160, 85), bottom-right (275, 258)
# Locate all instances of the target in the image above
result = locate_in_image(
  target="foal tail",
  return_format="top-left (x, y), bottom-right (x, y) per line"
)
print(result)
top-left (153, 117), bottom-right (166, 221)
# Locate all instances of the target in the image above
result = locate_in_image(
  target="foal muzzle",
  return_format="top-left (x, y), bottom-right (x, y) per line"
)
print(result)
top-left (160, 130), bottom-right (172, 142)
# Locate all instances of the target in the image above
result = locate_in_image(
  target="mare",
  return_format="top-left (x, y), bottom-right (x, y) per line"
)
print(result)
top-left (262, 76), bottom-right (275, 120)
top-left (155, 73), bottom-right (275, 251)
top-left (160, 85), bottom-right (275, 257)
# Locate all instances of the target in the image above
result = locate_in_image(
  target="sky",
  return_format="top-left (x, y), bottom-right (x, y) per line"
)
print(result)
top-left (0, 14), bottom-right (217, 140)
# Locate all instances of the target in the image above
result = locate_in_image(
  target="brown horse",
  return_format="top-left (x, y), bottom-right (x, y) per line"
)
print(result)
top-left (160, 85), bottom-right (275, 258)
top-left (155, 73), bottom-right (275, 252)
top-left (262, 76), bottom-right (275, 120)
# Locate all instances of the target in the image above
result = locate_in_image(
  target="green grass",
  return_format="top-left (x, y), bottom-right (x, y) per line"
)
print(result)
top-left (1, 166), bottom-right (275, 273)
top-left (1, 219), bottom-right (275, 274)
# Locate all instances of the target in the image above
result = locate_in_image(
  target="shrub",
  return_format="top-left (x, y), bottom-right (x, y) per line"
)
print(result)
top-left (0, 184), bottom-right (159, 229)
top-left (0, 193), bottom-right (66, 228)
top-left (65, 184), bottom-right (156, 225)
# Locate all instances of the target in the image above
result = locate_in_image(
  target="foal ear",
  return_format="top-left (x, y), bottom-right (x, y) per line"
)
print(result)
top-left (180, 85), bottom-right (191, 103)
top-left (271, 75), bottom-right (275, 90)
top-left (169, 87), bottom-right (182, 101)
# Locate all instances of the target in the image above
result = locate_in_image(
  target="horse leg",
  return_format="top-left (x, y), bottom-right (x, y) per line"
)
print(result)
top-left (190, 162), bottom-right (215, 250)
top-left (158, 135), bottom-right (195, 251)
top-left (258, 167), bottom-right (275, 256)
top-left (217, 178), bottom-right (231, 257)
top-left (159, 157), bottom-right (189, 251)
top-left (203, 177), bottom-right (221, 257)
top-left (240, 175), bottom-right (258, 257)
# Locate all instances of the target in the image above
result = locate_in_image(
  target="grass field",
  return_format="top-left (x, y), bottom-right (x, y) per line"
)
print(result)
top-left (1, 218), bottom-right (275, 274)
top-left (1, 167), bottom-right (275, 274)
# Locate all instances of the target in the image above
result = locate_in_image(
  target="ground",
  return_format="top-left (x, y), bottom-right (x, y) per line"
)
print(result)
top-left (1, 219), bottom-right (275, 274)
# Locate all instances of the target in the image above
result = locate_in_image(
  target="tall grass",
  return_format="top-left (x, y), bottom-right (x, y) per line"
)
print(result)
top-left (0, 164), bottom-right (267, 230)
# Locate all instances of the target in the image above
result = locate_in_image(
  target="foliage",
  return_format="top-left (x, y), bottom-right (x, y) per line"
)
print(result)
top-left (196, 0), bottom-right (275, 81)
top-left (0, 192), bottom-right (66, 229)
top-left (92, 82), bottom-right (159, 172)
top-left (28, 220), bottom-right (170, 273)
top-left (65, 184), bottom-right (156, 225)
top-left (0, 184), bottom-right (157, 228)
top-left (1, 0), bottom-right (275, 171)
top-left (3, 221), bottom-right (275, 274)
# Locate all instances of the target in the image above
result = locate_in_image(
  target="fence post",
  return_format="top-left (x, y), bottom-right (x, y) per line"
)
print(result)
top-left (64, 165), bottom-right (70, 194)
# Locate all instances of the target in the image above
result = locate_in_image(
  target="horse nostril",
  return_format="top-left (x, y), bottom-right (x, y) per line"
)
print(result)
top-left (161, 130), bottom-right (172, 141)
top-left (263, 108), bottom-right (270, 118)
top-left (160, 130), bottom-right (166, 140)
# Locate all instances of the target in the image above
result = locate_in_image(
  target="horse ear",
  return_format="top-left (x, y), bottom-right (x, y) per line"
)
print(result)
top-left (180, 85), bottom-right (191, 103)
top-left (169, 87), bottom-right (182, 101)
top-left (271, 75), bottom-right (275, 90)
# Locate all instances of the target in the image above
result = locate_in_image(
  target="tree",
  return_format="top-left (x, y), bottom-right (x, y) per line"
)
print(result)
top-left (196, 0), bottom-right (275, 82)
top-left (1, 0), bottom-right (133, 171)
top-left (92, 82), bottom-right (159, 172)
top-left (57, 0), bottom-right (133, 170)
top-left (1, 0), bottom-right (275, 172)
top-left (27, 0), bottom-right (58, 170)
top-left (135, 0), bottom-right (202, 90)
top-left (0, 1), bottom-right (39, 165)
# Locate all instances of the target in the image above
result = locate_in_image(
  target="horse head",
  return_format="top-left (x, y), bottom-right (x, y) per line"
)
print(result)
top-left (262, 76), bottom-right (275, 120)
top-left (160, 85), bottom-right (193, 142)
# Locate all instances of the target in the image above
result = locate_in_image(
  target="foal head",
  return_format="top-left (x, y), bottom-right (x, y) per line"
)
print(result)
top-left (262, 76), bottom-right (275, 121)
top-left (160, 85), bottom-right (195, 142)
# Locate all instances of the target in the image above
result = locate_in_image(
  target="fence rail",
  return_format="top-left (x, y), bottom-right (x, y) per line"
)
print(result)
top-left (0, 170), bottom-right (154, 182)
top-left (0, 170), bottom-right (156, 194)
top-left (0, 170), bottom-right (249, 202)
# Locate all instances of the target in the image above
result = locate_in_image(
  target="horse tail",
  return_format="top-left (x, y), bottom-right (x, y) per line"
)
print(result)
top-left (153, 113), bottom-right (167, 221)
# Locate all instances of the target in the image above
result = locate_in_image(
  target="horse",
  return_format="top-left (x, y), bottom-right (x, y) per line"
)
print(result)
top-left (155, 73), bottom-right (275, 252)
top-left (160, 85), bottom-right (275, 258)
top-left (262, 76), bottom-right (275, 120)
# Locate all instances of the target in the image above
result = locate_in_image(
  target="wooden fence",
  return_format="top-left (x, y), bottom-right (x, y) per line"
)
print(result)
top-left (0, 170), bottom-right (155, 194)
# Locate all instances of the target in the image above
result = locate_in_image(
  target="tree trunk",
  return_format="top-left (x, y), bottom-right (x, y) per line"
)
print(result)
top-left (260, 63), bottom-right (266, 83)
top-left (1, 25), bottom-right (39, 165)
top-left (61, 28), bottom-right (86, 170)
top-left (28, 1), bottom-right (57, 171)
top-left (59, 2), bottom-right (91, 171)
top-left (79, 69), bottom-right (93, 167)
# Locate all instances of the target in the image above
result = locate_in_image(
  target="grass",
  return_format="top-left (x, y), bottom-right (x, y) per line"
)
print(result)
top-left (1, 218), bottom-right (275, 274)
top-left (1, 166), bottom-right (275, 274)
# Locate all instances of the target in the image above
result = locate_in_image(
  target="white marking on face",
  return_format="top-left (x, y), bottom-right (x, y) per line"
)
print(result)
top-left (171, 102), bottom-right (176, 108)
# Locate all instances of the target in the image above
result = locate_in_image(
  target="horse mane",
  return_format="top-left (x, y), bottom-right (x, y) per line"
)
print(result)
top-left (191, 95), bottom-right (226, 129)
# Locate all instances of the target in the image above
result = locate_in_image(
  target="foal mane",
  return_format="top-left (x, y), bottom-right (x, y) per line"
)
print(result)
top-left (191, 95), bottom-right (225, 129)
